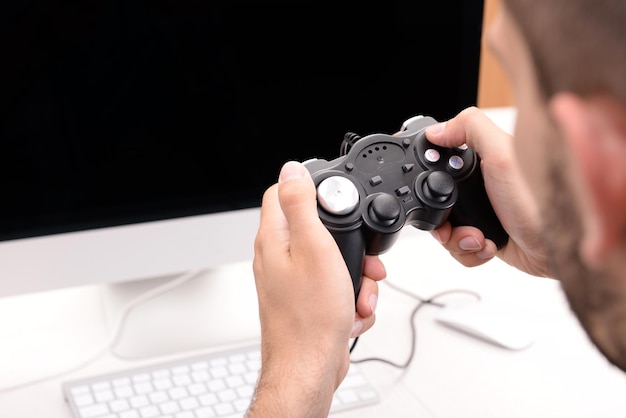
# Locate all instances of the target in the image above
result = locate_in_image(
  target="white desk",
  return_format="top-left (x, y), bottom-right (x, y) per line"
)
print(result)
top-left (2, 108), bottom-right (626, 417)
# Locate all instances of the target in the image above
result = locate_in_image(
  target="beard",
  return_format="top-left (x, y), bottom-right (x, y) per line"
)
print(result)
top-left (542, 158), bottom-right (626, 371)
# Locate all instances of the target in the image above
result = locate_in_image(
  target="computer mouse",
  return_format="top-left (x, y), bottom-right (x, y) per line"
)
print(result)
top-left (434, 301), bottom-right (536, 350)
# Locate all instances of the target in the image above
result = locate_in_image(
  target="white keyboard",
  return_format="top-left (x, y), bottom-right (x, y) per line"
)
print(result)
top-left (63, 344), bottom-right (379, 418)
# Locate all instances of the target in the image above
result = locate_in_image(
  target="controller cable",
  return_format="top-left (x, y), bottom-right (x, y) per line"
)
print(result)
top-left (340, 132), bottom-right (362, 156)
top-left (349, 281), bottom-right (481, 368)
top-left (0, 269), bottom-right (206, 392)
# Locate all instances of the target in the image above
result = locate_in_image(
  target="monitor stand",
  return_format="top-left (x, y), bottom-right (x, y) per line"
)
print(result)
top-left (100, 260), bottom-right (261, 360)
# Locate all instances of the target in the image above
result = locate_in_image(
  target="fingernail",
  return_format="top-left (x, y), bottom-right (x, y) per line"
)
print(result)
top-left (477, 246), bottom-right (496, 260)
top-left (278, 161), bottom-right (305, 182)
top-left (369, 293), bottom-right (378, 315)
top-left (351, 320), bottom-right (363, 338)
top-left (426, 122), bottom-right (446, 135)
top-left (459, 236), bottom-right (482, 251)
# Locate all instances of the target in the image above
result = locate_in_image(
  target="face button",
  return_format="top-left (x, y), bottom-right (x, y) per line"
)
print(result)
top-left (424, 148), bottom-right (441, 163)
top-left (448, 155), bottom-right (464, 171)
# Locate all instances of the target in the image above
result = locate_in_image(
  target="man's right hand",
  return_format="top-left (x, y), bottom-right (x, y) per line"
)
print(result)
top-left (425, 107), bottom-right (550, 278)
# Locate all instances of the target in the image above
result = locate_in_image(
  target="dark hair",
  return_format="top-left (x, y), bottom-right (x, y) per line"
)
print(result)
top-left (503, 0), bottom-right (626, 103)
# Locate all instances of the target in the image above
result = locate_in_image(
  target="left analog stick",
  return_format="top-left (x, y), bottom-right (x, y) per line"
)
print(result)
top-left (317, 176), bottom-right (360, 215)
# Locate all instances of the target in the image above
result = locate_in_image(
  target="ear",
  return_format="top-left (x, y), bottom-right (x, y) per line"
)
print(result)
top-left (549, 93), bottom-right (626, 268)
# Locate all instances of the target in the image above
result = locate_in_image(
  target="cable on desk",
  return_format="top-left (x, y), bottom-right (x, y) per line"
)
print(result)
top-left (350, 336), bottom-right (359, 353)
top-left (0, 268), bottom-right (206, 393)
top-left (349, 281), bottom-right (481, 369)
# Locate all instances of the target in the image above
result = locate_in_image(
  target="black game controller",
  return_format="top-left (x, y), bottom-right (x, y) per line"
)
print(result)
top-left (303, 115), bottom-right (508, 300)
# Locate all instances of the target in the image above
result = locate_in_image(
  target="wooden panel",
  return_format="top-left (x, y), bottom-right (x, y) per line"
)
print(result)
top-left (477, 0), bottom-right (513, 107)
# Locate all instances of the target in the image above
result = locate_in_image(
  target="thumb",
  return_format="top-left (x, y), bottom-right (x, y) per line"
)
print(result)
top-left (277, 161), bottom-right (325, 236)
top-left (425, 106), bottom-right (510, 161)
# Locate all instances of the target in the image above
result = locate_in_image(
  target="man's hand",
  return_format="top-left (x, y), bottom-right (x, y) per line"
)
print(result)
top-left (425, 107), bottom-right (550, 277)
top-left (249, 161), bottom-right (386, 417)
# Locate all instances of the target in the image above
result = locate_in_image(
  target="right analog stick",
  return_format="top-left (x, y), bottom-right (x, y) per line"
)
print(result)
top-left (423, 171), bottom-right (455, 203)
top-left (368, 193), bottom-right (401, 226)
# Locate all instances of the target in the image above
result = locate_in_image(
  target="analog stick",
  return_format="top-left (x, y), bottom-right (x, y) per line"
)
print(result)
top-left (368, 193), bottom-right (401, 226)
top-left (422, 171), bottom-right (455, 203)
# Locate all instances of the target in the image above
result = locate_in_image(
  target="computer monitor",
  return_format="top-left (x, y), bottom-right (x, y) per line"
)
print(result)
top-left (0, 0), bottom-right (485, 298)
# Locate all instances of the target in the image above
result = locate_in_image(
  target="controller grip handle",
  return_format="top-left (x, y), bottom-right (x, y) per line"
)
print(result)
top-left (449, 169), bottom-right (509, 249)
top-left (329, 227), bottom-right (366, 301)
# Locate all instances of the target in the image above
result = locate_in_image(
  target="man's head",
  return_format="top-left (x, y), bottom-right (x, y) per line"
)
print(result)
top-left (489, 0), bottom-right (626, 370)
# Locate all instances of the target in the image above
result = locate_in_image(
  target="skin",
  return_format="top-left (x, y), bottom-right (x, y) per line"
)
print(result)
top-left (249, 2), bottom-right (626, 416)
top-left (249, 161), bottom-right (386, 417)
top-left (426, 5), bottom-right (626, 371)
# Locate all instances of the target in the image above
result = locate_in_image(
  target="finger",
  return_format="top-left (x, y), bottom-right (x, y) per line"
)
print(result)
top-left (432, 223), bottom-right (485, 252)
top-left (431, 222), bottom-right (452, 245)
top-left (353, 313), bottom-right (375, 338)
top-left (431, 222), bottom-right (498, 267)
top-left (277, 161), bottom-right (330, 242)
top-left (446, 225), bottom-right (487, 252)
top-left (449, 226), bottom-right (497, 260)
top-left (355, 256), bottom-right (385, 332)
top-left (424, 106), bottom-right (510, 160)
top-left (276, 162), bottom-right (349, 282)
top-left (448, 242), bottom-right (497, 267)
top-left (353, 276), bottom-right (379, 336)
top-left (254, 183), bottom-right (288, 260)
top-left (445, 226), bottom-right (498, 267)
top-left (430, 224), bottom-right (498, 267)
top-left (362, 255), bottom-right (386, 282)
top-left (355, 275), bottom-right (379, 319)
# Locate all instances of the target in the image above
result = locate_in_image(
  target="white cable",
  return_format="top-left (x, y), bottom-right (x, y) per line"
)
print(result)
top-left (0, 268), bottom-right (205, 392)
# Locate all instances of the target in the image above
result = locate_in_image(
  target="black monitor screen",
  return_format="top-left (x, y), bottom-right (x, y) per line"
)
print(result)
top-left (0, 0), bottom-right (484, 241)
